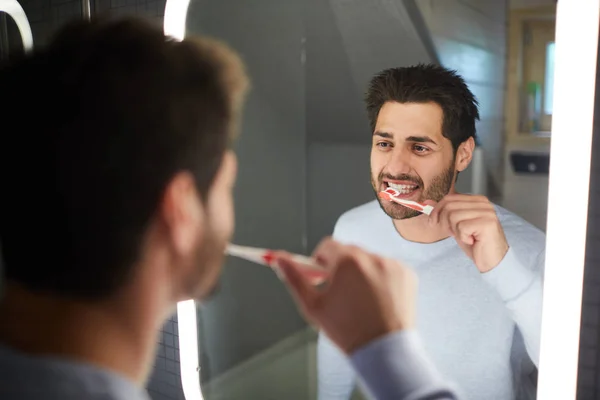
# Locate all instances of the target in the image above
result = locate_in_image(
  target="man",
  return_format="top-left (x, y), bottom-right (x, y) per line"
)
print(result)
top-left (318, 64), bottom-right (545, 400)
top-left (0, 18), bottom-right (459, 400)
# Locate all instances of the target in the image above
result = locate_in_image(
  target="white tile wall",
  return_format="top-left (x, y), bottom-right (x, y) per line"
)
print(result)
top-left (502, 141), bottom-right (550, 231)
top-left (416, 0), bottom-right (508, 190)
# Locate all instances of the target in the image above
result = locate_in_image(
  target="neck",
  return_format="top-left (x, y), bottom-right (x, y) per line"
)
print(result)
top-left (0, 277), bottom-right (171, 385)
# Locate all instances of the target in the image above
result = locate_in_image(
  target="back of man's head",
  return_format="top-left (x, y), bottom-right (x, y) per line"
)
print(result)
top-left (0, 17), bottom-right (248, 300)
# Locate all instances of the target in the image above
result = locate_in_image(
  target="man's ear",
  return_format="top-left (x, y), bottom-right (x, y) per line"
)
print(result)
top-left (455, 137), bottom-right (475, 173)
top-left (160, 172), bottom-right (205, 256)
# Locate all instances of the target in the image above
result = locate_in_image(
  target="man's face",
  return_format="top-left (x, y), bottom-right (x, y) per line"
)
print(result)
top-left (166, 150), bottom-right (237, 302)
top-left (194, 150), bottom-right (237, 301)
top-left (370, 101), bottom-right (457, 220)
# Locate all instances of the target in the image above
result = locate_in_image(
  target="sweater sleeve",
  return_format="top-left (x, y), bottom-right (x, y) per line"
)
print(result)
top-left (350, 330), bottom-right (460, 400)
top-left (481, 246), bottom-right (544, 366)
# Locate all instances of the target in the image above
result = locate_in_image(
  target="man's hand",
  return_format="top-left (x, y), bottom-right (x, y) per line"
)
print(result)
top-left (427, 194), bottom-right (509, 273)
top-left (276, 238), bottom-right (417, 354)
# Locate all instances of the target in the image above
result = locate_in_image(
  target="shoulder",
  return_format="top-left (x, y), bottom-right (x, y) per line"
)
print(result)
top-left (336, 200), bottom-right (382, 224)
top-left (333, 200), bottom-right (387, 239)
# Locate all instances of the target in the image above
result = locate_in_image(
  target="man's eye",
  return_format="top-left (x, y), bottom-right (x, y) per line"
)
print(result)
top-left (413, 144), bottom-right (429, 153)
top-left (376, 142), bottom-right (391, 149)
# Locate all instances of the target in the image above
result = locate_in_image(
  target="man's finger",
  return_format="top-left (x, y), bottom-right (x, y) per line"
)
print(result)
top-left (454, 218), bottom-right (487, 245)
top-left (428, 196), bottom-right (458, 224)
top-left (430, 202), bottom-right (492, 227)
top-left (443, 193), bottom-right (490, 204)
top-left (312, 238), bottom-right (346, 271)
top-left (439, 202), bottom-right (493, 214)
top-left (278, 256), bottom-right (321, 314)
top-left (446, 209), bottom-right (497, 233)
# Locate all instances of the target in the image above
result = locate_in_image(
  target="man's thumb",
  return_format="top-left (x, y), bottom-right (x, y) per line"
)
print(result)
top-left (278, 257), bottom-right (320, 313)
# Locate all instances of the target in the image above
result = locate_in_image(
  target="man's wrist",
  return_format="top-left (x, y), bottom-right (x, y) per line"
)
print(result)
top-left (350, 330), bottom-right (458, 399)
top-left (478, 242), bottom-right (509, 273)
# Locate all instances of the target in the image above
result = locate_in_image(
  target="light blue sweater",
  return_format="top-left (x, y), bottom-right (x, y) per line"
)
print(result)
top-left (319, 200), bottom-right (545, 400)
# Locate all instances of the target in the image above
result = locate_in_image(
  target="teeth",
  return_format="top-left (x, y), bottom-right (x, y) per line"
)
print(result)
top-left (388, 183), bottom-right (417, 194)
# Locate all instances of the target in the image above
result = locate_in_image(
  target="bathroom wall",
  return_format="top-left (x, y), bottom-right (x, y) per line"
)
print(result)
top-left (417, 0), bottom-right (509, 194)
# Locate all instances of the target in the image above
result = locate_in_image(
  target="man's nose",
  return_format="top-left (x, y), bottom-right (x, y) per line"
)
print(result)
top-left (385, 148), bottom-right (412, 176)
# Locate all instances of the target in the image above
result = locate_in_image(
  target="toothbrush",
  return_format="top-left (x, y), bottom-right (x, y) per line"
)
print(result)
top-left (225, 244), bottom-right (329, 284)
top-left (378, 187), bottom-right (434, 216)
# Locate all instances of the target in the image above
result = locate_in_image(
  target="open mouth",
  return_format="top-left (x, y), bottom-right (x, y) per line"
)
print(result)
top-left (383, 181), bottom-right (420, 196)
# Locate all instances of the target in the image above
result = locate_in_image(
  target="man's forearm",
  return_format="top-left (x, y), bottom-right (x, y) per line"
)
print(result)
top-left (350, 330), bottom-right (460, 400)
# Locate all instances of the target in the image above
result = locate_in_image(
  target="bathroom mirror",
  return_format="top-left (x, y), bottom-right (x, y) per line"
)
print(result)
top-left (165, 1), bottom-right (598, 400)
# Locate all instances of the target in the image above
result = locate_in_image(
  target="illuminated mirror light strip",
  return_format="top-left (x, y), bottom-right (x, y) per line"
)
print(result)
top-left (164, 1), bottom-right (202, 398)
top-left (0, 0), bottom-right (33, 51)
top-left (163, 0), bottom-right (203, 396)
top-left (177, 299), bottom-right (203, 400)
top-left (163, 0), bottom-right (190, 41)
top-left (537, 1), bottom-right (600, 399)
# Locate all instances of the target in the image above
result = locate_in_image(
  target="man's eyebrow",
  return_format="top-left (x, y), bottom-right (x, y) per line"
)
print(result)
top-left (373, 132), bottom-right (439, 146)
top-left (405, 135), bottom-right (438, 146)
top-left (373, 131), bottom-right (393, 139)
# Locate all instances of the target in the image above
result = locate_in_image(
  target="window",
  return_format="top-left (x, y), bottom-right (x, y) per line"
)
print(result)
top-left (544, 41), bottom-right (555, 115)
top-left (519, 19), bottom-right (556, 134)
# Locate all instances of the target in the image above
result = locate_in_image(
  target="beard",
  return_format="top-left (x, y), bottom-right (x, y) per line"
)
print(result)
top-left (182, 219), bottom-right (229, 303)
top-left (372, 161), bottom-right (455, 220)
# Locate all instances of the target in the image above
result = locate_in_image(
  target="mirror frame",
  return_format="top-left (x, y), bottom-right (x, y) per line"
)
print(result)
top-left (176, 299), bottom-right (202, 400)
top-left (0, 0), bottom-right (33, 51)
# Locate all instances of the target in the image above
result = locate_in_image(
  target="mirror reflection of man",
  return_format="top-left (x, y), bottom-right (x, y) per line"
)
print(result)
top-left (318, 64), bottom-right (545, 400)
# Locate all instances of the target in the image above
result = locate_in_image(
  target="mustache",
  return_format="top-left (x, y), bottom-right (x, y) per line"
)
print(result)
top-left (379, 173), bottom-right (423, 187)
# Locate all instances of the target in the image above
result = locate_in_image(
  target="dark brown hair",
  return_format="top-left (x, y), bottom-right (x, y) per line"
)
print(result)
top-left (365, 63), bottom-right (479, 151)
top-left (0, 17), bottom-right (249, 299)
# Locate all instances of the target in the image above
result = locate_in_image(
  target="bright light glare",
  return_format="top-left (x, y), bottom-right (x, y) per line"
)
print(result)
top-left (163, 0), bottom-right (190, 41)
top-left (177, 299), bottom-right (203, 400)
top-left (537, 1), bottom-right (600, 399)
top-left (0, 0), bottom-right (33, 50)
